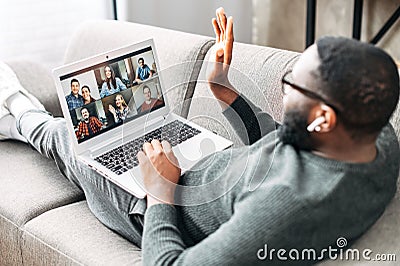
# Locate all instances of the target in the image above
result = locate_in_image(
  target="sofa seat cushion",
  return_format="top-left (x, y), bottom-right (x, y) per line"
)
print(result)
top-left (0, 141), bottom-right (84, 226)
top-left (0, 140), bottom-right (84, 265)
top-left (22, 201), bottom-right (142, 266)
top-left (188, 43), bottom-right (299, 146)
top-left (64, 20), bottom-right (214, 117)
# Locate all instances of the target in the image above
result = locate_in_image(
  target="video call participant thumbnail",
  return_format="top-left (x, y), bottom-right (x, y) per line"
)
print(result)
top-left (65, 78), bottom-right (84, 110)
top-left (137, 85), bottom-right (163, 113)
top-left (75, 107), bottom-right (103, 140)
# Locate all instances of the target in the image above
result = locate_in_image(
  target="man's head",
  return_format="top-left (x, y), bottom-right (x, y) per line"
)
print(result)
top-left (278, 36), bottom-right (399, 150)
top-left (80, 107), bottom-right (90, 121)
top-left (143, 86), bottom-right (152, 101)
top-left (138, 58), bottom-right (145, 67)
top-left (70, 79), bottom-right (80, 96)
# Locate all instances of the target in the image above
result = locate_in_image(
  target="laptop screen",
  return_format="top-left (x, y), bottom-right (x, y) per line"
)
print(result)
top-left (59, 46), bottom-right (165, 143)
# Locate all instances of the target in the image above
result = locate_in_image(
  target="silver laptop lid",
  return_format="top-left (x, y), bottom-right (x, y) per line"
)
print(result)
top-left (53, 39), bottom-right (170, 155)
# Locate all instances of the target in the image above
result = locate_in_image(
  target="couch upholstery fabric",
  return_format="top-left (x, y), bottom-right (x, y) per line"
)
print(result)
top-left (22, 201), bottom-right (142, 266)
top-left (0, 141), bottom-right (84, 266)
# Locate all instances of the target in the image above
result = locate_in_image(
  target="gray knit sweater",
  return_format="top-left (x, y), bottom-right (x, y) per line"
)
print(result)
top-left (142, 95), bottom-right (399, 265)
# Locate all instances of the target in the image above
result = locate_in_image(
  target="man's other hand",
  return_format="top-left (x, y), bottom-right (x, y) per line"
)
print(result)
top-left (137, 139), bottom-right (181, 206)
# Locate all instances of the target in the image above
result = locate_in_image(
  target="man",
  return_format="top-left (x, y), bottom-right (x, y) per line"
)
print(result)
top-left (65, 78), bottom-right (84, 110)
top-left (75, 107), bottom-right (103, 140)
top-left (0, 8), bottom-right (398, 266)
top-left (135, 57), bottom-right (152, 83)
top-left (138, 85), bottom-right (164, 113)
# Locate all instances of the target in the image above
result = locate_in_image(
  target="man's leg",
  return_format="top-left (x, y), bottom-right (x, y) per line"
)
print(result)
top-left (5, 93), bottom-right (146, 247)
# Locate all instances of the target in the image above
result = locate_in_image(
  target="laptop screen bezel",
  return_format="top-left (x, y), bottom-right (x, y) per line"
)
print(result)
top-left (53, 39), bottom-right (170, 155)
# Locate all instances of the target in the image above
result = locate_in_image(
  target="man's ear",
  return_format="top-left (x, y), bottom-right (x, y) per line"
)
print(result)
top-left (307, 104), bottom-right (337, 133)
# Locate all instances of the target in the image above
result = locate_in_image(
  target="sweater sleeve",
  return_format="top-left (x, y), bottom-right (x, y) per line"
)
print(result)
top-left (117, 77), bottom-right (127, 91)
top-left (142, 187), bottom-right (307, 266)
top-left (222, 94), bottom-right (279, 145)
top-left (100, 83), bottom-right (107, 98)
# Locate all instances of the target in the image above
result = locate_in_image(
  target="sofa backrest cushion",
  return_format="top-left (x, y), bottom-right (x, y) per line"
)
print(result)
top-left (389, 84), bottom-right (400, 198)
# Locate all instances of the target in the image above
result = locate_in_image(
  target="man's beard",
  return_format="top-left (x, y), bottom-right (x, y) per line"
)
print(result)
top-left (277, 109), bottom-right (314, 150)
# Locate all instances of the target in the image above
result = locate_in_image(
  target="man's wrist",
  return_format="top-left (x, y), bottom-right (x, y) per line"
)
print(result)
top-left (145, 184), bottom-right (176, 206)
top-left (209, 83), bottom-right (239, 108)
top-left (147, 194), bottom-right (173, 207)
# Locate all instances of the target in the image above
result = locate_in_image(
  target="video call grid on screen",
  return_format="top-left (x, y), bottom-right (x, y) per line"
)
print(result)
top-left (59, 46), bottom-right (165, 143)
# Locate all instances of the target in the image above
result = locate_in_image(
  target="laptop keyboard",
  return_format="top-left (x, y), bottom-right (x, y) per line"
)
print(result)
top-left (94, 120), bottom-right (201, 175)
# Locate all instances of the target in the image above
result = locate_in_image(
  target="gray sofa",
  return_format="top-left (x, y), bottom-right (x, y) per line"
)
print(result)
top-left (1, 20), bottom-right (399, 265)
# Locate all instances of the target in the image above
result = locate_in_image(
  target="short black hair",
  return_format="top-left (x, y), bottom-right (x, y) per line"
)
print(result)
top-left (143, 85), bottom-right (151, 93)
top-left (315, 36), bottom-right (399, 137)
top-left (138, 58), bottom-right (144, 63)
top-left (71, 78), bottom-right (79, 86)
top-left (80, 107), bottom-right (88, 114)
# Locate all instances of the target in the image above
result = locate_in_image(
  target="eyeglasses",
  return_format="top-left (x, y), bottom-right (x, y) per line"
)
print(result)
top-left (281, 70), bottom-right (341, 113)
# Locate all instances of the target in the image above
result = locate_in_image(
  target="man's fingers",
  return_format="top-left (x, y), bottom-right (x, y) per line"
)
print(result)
top-left (137, 150), bottom-right (148, 164)
top-left (161, 140), bottom-right (172, 153)
top-left (212, 18), bottom-right (221, 43)
top-left (220, 10), bottom-right (227, 37)
top-left (226, 16), bottom-right (234, 43)
top-left (161, 140), bottom-right (179, 166)
top-left (151, 139), bottom-right (163, 153)
top-left (224, 16), bottom-right (234, 64)
top-left (214, 8), bottom-right (233, 66)
top-left (216, 46), bottom-right (224, 59)
top-left (216, 8), bottom-right (225, 42)
top-left (215, 7), bottom-right (223, 31)
top-left (142, 142), bottom-right (153, 155)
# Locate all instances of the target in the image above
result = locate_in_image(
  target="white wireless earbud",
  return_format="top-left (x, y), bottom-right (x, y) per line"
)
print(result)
top-left (307, 117), bottom-right (325, 132)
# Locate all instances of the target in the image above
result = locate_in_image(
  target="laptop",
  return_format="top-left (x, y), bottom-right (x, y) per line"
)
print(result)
top-left (53, 39), bottom-right (233, 198)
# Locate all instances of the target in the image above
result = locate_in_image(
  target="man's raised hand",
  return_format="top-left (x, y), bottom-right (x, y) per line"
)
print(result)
top-left (207, 7), bottom-right (238, 107)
